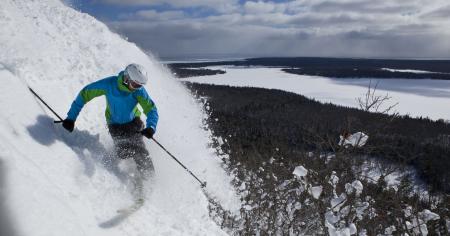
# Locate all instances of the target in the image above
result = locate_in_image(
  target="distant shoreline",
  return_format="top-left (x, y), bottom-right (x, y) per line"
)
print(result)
top-left (168, 57), bottom-right (450, 80)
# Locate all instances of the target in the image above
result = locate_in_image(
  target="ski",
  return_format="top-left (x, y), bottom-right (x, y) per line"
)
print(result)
top-left (116, 198), bottom-right (145, 214)
top-left (99, 199), bottom-right (144, 228)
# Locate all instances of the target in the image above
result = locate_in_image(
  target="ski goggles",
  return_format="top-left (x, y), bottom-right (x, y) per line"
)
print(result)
top-left (124, 74), bottom-right (143, 89)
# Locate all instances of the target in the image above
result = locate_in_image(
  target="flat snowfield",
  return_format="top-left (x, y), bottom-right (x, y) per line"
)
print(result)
top-left (183, 66), bottom-right (450, 120)
top-left (0, 1), bottom-right (239, 236)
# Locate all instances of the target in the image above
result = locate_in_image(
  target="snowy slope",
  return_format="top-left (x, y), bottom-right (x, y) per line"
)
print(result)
top-left (0, 1), bottom-right (239, 235)
top-left (184, 66), bottom-right (450, 120)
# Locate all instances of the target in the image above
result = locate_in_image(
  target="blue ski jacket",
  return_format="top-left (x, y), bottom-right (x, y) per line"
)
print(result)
top-left (67, 71), bottom-right (158, 130)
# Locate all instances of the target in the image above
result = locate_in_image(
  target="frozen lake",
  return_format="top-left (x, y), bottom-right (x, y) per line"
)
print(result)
top-left (182, 66), bottom-right (450, 120)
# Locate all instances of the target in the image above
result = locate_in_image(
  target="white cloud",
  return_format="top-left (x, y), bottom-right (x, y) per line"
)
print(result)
top-left (96, 0), bottom-right (240, 13)
top-left (118, 10), bottom-right (185, 21)
top-left (109, 17), bottom-right (450, 58)
top-left (244, 1), bottom-right (277, 14)
top-left (136, 10), bottom-right (185, 21)
top-left (421, 5), bottom-right (450, 19)
top-left (100, 0), bottom-right (450, 58)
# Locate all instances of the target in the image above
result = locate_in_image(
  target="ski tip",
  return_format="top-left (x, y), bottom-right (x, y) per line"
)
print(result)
top-left (116, 199), bottom-right (145, 214)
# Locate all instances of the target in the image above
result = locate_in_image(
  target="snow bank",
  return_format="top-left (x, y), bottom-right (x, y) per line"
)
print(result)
top-left (0, 1), bottom-right (238, 235)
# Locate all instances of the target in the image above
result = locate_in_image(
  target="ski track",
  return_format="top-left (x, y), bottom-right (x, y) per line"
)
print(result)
top-left (0, 1), bottom-right (240, 235)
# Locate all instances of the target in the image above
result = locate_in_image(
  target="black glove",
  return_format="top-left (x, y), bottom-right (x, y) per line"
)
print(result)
top-left (62, 119), bottom-right (75, 132)
top-left (141, 128), bottom-right (155, 139)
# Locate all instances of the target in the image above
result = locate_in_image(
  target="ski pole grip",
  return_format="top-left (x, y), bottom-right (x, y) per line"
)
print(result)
top-left (54, 120), bottom-right (63, 123)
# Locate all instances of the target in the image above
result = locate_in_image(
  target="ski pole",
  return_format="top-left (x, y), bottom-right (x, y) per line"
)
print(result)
top-left (28, 86), bottom-right (64, 122)
top-left (151, 137), bottom-right (207, 188)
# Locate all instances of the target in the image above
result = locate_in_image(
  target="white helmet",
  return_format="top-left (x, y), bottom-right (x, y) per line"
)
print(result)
top-left (124, 63), bottom-right (148, 85)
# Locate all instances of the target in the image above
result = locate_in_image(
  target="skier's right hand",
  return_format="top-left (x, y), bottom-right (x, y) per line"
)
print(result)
top-left (141, 127), bottom-right (155, 139)
top-left (62, 119), bottom-right (75, 132)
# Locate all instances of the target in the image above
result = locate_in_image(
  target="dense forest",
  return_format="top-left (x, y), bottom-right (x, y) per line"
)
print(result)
top-left (167, 60), bottom-right (450, 234)
top-left (184, 82), bottom-right (449, 234)
top-left (186, 83), bottom-right (450, 193)
top-left (168, 67), bottom-right (225, 78)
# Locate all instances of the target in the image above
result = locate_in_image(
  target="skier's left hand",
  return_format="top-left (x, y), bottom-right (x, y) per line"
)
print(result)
top-left (62, 119), bottom-right (75, 132)
top-left (141, 128), bottom-right (155, 139)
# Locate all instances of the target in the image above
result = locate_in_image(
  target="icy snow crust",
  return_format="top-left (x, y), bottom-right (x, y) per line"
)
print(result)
top-left (0, 1), bottom-right (239, 235)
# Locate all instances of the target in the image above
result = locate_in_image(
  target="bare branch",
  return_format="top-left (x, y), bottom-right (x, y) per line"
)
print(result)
top-left (357, 80), bottom-right (398, 116)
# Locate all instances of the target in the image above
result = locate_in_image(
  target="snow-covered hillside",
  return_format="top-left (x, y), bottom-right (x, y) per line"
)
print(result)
top-left (0, 1), bottom-right (239, 235)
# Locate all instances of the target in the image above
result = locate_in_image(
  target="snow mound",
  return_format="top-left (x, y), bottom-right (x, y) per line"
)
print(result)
top-left (0, 1), bottom-right (238, 235)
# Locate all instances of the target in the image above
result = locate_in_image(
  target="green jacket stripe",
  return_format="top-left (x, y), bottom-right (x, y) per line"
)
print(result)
top-left (80, 89), bottom-right (106, 104)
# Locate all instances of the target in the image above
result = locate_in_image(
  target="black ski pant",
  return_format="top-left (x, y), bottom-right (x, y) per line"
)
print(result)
top-left (108, 117), bottom-right (154, 175)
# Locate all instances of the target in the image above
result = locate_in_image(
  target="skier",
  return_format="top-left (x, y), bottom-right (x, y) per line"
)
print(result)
top-left (61, 64), bottom-right (158, 197)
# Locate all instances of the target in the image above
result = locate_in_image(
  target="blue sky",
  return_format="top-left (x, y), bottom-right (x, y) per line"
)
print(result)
top-left (66, 0), bottom-right (450, 59)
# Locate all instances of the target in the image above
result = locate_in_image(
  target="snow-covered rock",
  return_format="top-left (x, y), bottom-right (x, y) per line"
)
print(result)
top-left (355, 202), bottom-right (370, 220)
top-left (325, 211), bottom-right (340, 225)
top-left (293, 166), bottom-right (308, 178)
top-left (420, 209), bottom-right (440, 222)
top-left (352, 181), bottom-right (363, 195)
top-left (325, 217), bottom-right (357, 236)
top-left (349, 223), bottom-right (357, 235)
top-left (339, 132), bottom-right (369, 148)
top-left (384, 225), bottom-right (396, 235)
top-left (404, 206), bottom-right (413, 217)
top-left (446, 219), bottom-right (450, 234)
top-left (384, 225), bottom-right (397, 235)
top-left (329, 172), bottom-right (340, 186)
top-left (309, 186), bottom-right (323, 199)
top-left (331, 193), bottom-right (347, 211)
